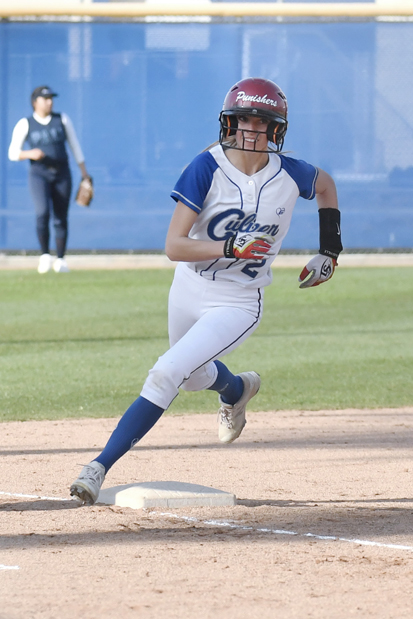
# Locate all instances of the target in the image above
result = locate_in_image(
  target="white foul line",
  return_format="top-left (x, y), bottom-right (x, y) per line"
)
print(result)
top-left (2, 491), bottom-right (413, 554)
top-left (160, 513), bottom-right (413, 553)
top-left (0, 491), bottom-right (67, 502)
top-left (0, 565), bottom-right (19, 571)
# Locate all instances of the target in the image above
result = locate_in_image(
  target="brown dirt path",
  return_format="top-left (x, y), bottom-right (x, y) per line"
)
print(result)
top-left (1, 408), bottom-right (413, 618)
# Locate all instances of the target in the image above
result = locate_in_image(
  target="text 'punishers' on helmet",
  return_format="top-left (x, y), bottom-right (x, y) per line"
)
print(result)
top-left (219, 77), bottom-right (288, 153)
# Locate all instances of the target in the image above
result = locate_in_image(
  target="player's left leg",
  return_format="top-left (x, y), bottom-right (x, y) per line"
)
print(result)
top-left (51, 167), bottom-right (71, 272)
top-left (213, 367), bottom-right (261, 443)
top-left (168, 262), bottom-right (261, 398)
top-left (164, 302), bottom-right (262, 444)
top-left (207, 359), bottom-right (244, 405)
top-left (143, 295), bottom-right (262, 409)
top-left (167, 264), bottom-right (263, 442)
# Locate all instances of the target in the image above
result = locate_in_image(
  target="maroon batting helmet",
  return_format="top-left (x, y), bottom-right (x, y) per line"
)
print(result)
top-left (219, 77), bottom-right (288, 151)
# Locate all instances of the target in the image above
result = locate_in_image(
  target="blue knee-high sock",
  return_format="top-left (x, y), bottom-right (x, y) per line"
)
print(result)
top-left (94, 396), bottom-right (164, 472)
top-left (208, 360), bottom-right (244, 405)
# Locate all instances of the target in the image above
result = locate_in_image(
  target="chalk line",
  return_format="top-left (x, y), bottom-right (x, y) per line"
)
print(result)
top-left (0, 491), bottom-right (67, 501)
top-left (2, 490), bottom-right (413, 553)
top-left (160, 512), bottom-right (413, 553)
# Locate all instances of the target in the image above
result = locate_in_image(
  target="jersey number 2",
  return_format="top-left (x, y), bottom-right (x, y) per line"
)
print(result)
top-left (241, 259), bottom-right (267, 279)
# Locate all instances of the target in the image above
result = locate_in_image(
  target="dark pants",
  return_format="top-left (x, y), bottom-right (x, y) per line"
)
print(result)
top-left (29, 164), bottom-right (72, 258)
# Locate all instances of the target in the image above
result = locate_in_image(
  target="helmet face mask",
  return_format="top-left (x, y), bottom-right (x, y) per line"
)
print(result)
top-left (219, 77), bottom-right (288, 153)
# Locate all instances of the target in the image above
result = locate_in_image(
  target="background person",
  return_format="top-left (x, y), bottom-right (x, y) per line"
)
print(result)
top-left (8, 85), bottom-right (90, 273)
top-left (70, 77), bottom-right (343, 505)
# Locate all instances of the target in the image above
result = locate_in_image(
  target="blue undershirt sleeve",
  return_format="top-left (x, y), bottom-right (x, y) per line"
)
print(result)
top-left (279, 155), bottom-right (319, 200)
top-left (171, 151), bottom-right (218, 213)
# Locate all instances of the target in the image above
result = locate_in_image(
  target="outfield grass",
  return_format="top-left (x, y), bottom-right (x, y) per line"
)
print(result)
top-left (0, 267), bottom-right (412, 422)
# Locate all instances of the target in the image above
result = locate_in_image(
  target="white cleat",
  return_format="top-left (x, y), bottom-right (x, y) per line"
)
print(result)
top-left (53, 258), bottom-right (70, 273)
top-left (37, 253), bottom-right (53, 274)
top-left (218, 371), bottom-right (261, 444)
top-left (70, 461), bottom-right (106, 505)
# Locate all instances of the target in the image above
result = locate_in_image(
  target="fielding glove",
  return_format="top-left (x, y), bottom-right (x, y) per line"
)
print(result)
top-left (298, 254), bottom-right (337, 289)
top-left (75, 176), bottom-right (94, 207)
top-left (224, 233), bottom-right (275, 260)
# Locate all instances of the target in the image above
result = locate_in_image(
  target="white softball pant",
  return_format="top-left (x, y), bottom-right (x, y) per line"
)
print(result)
top-left (140, 262), bottom-right (264, 410)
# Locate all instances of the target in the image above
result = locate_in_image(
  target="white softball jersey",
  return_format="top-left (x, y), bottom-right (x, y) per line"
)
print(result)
top-left (140, 145), bottom-right (319, 410)
top-left (171, 144), bottom-right (318, 289)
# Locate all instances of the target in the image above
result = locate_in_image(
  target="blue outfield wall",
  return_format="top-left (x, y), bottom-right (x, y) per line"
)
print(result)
top-left (0, 20), bottom-right (412, 252)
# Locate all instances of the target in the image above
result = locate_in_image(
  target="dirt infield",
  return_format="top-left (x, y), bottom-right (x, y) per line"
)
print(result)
top-left (1, 407), bottom-right (413, 619)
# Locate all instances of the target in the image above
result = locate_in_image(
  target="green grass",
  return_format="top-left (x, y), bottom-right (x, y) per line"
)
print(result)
top-left (0, 267), bottom-right (412, 421)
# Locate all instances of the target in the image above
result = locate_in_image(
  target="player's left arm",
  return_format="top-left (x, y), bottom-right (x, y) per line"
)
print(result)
top-left (62, 113), bottom-right (90, 179)
top-left (298, 168), bottom-right (343, 289)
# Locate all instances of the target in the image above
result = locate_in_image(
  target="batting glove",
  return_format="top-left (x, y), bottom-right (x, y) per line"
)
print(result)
top-left (298, 254), bottom-right (337, 289)
top-left (224, 233), bottom-right (275, 260)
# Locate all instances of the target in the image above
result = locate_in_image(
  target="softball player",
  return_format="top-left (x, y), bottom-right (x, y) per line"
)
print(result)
top-left (8, 85), bottom-right (90, 273)
top-left (71, 77), bottom-right (342, 505)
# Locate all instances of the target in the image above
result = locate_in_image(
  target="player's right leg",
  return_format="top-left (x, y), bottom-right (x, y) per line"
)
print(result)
top-left (70, 396), bottom-right (164, 504)
top-left (29, 170), bottom-right (52, 273)
top-left (70, 461), bottom-right (106, 505)
top-left (70, 265), bottom-right (263, 503)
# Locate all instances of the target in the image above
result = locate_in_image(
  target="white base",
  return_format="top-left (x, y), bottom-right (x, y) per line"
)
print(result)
top-left (97, 481), bottom-right (236, 509)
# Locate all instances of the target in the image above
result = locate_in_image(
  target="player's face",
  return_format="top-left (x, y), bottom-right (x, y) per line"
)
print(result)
top-left (235, 115), bottom-right (269, 152)
top-left (34, 96), bottom-right (54, 117)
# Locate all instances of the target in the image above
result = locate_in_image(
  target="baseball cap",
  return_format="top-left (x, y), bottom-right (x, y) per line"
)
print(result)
top-left (31, 86), bottom-right (58, 103)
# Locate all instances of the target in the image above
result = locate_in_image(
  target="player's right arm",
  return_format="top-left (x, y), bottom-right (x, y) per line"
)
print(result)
top-left (168, 153), bottom-right (274, 262)
top-left (8, 118), bottom-right (45, 162)
top-left (165, 201), bottom-right (226, 262)
top-left (166, 201), bottom-right (275, 263)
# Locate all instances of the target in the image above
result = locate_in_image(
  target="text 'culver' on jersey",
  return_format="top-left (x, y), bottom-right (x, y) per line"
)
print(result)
top-left (171, 144), bottom-right (318, 288)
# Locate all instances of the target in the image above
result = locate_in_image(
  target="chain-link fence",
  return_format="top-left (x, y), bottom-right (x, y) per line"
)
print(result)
top-left (1, 13), bottom-right (412, 251)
